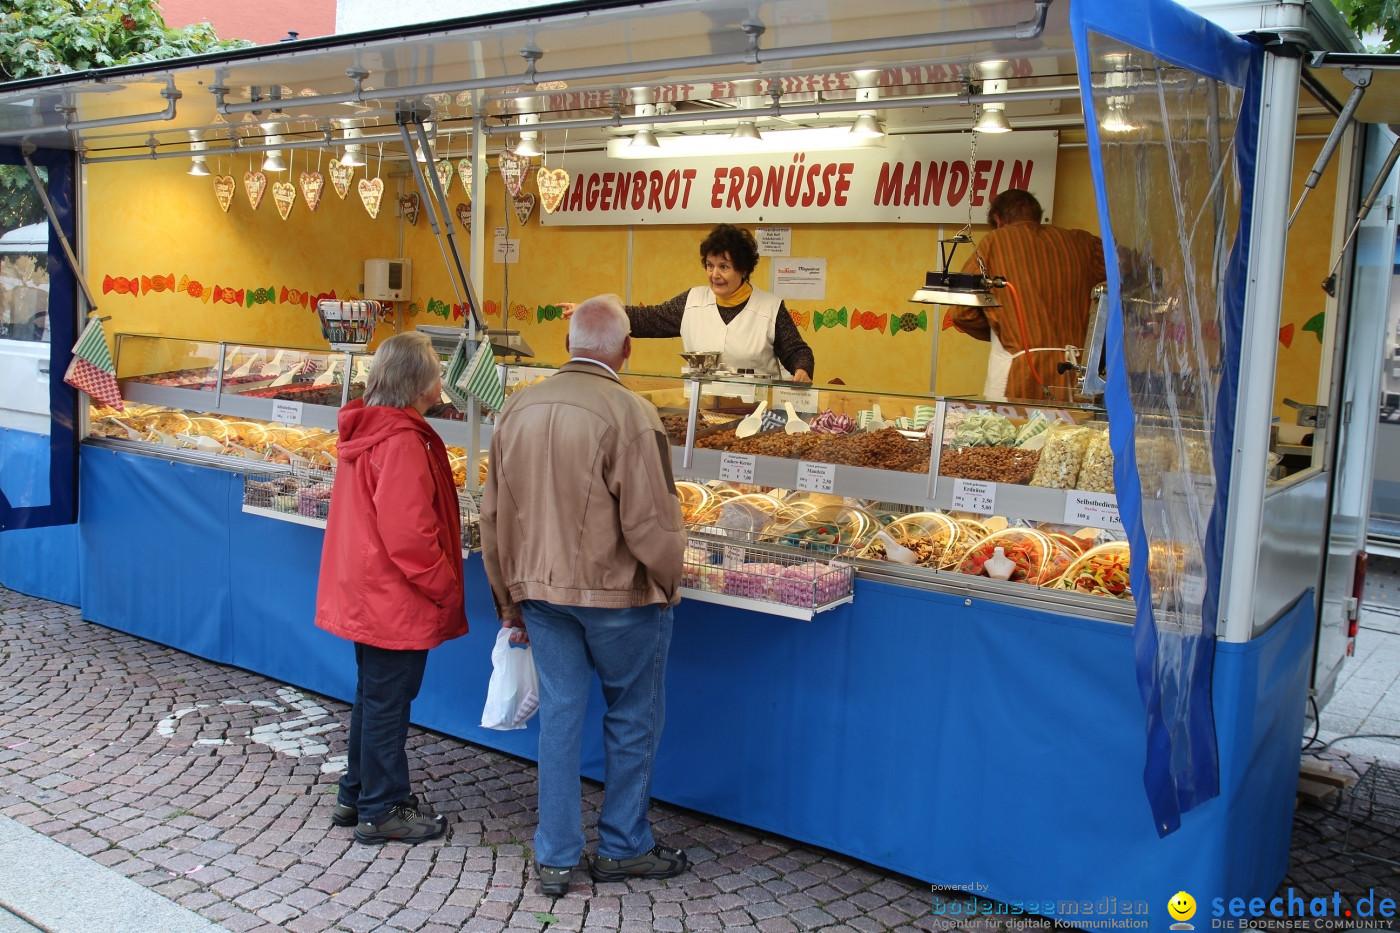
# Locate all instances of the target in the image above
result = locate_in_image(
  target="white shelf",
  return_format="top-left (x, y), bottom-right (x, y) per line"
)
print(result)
top-left (241, 504), bottom-right (477, 558)
top-left (678, 586), bottom-right (852, 620)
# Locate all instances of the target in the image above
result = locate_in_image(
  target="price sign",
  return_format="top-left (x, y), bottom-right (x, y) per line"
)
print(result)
top-left (723, 545), bottom-right (747, 568)
top-left (271, 400), bottom-right (304, 426)
top-left (719, 452), bottom-right (756, 483)
top-left (795, 460), bottom-right (836, 493)
top-left (506, 368), bottom-right (526, 387)
top-left (951, 479), bottom-right (997, 514)
top-left (772, 386), bottom-right (819, 413)
top-left (1063, 492), bottom-right (1122, 529)
top-left (493, 238), bottom-right (520, 263)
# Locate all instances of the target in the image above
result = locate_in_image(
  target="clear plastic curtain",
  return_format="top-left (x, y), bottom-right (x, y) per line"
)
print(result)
top-left (1072, 4), bottom-right (1260, 836)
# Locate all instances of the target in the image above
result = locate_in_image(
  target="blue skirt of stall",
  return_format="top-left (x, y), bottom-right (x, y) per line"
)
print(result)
top-left (0, 441), bottom-right (1309, 923)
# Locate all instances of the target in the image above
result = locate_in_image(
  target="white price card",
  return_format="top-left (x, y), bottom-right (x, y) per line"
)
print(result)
top-left (722, 545), bottom-right (747, 569)
top-left (795, 460), bottom-right (837, 493)
top-left (951, 479), bottom-right (997, 514)
top-left (1063, 492), bottom-right (1122, 529)
top-left (494, 226), bottom-right (508, 238)
top-left (772, 386), bottom-right (819, 413)
top-left (756, 226), bottom-right (792, 256)
top-left (271, 400), bottom-right (304, 426)
top-left (493, 238), bottom-right (520, 263)
top-left (719, 452), bottom-right (757, 483)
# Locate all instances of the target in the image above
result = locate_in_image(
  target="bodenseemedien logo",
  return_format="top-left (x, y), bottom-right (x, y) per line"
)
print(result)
top-left (1168, 891), bottom-right (1197, 930)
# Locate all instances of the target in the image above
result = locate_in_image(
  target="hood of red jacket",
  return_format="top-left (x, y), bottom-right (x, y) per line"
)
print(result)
top-left (336, 399), bottom-right (432, 463)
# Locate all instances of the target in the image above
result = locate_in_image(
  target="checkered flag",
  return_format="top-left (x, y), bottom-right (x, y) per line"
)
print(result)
top-left (63, 315), bottom-right (124, 411)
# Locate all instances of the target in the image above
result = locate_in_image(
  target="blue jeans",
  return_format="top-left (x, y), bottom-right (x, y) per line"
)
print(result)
top-left (337, 643), bottom-right (428, 825)
top-left (521, 600), bottom-right (674, 867)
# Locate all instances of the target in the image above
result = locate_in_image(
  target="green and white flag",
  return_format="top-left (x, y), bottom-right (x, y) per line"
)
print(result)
top-left (443, 337), bottom-right (471, 413)
top-left (445, 338), bottom-right (505, 413)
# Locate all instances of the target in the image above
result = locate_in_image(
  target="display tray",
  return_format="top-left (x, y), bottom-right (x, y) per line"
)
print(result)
top-left (677, 586), bottom-right (851, 620)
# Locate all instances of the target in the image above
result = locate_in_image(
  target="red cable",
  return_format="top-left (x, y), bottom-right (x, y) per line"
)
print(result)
top-left (1003, 281), bottom-right (1047, 391)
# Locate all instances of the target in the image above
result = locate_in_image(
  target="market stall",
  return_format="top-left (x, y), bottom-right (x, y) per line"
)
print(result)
top-left (0, 0), bottom-right (1389, 926)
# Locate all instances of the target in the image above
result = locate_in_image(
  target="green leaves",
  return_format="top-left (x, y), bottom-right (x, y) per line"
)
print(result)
top-left (1331, 0), bottom-right (1400, 52)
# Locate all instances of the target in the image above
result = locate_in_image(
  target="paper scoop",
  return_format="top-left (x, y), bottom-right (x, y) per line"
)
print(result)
top-left (736, 400), bottom-right (768, 439)
top-left (784, 402), bottom-right (811, 434)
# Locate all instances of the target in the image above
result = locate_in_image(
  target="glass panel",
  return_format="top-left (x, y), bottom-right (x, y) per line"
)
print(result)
top-left (0, 165), bottom-right (50, 344)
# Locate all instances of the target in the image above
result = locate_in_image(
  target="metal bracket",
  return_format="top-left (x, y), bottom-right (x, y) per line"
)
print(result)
top-left (1282, 397), bottom-right (1328, 428)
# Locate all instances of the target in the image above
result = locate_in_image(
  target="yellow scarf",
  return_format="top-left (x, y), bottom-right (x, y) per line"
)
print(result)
top-left (715, 281), bottom-right (753, 308)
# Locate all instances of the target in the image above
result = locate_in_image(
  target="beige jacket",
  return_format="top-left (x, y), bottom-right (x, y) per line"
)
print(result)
top-left (480, 359), bottom-right (686, 620)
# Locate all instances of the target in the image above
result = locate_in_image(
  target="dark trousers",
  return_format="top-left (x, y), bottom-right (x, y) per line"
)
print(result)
top-left (336, 643), bottom-right (429, 824)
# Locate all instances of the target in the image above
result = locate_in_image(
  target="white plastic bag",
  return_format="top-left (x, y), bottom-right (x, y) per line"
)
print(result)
top-left (481, 628), bottom-right (539, 730)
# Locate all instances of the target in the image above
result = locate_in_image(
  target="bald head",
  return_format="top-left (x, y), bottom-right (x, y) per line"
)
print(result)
top-left (567, 294), bottom-right (631, 370)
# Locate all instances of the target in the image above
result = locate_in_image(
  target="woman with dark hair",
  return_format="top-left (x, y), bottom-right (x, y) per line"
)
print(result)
top-left (564, 223), bottom-right (814, 382)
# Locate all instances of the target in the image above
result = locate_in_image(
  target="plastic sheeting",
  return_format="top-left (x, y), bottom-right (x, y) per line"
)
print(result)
top-left (0, 427), bottom-right (79, 604)
top-left (1072, 1), bottom-right (1261, 835)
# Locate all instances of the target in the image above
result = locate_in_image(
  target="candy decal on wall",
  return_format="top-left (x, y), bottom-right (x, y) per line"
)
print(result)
top-left (102, 275), bottom-right (138, 295)
top-left (1302, 311), bottom-right (1325, 343)
top-left (398, 193), bottom-right (420, 226)
top-left (849, 310), bottom-right (886, 331)
top-left (434, 160), bottom-right (454, 194)
top-left (141, 274), bottom-right (175, 295)
top-left (537, 304), bottom-right (565, 322)
top-left (358, 177), bottom-right (384, 219)
top-left (212, 286), bottom-right (245, 305)
top-left (513, 192), bottom-right (536, 225)
top-left (455, 202), bottom-right (471, 229)
top-left (272, 182), bottom-right (297, 220)
top-left (280, 287), bottom-right (309, 307)
top-left (244, 171), bottom-right (268, 210)
top-left (456, 159), bottom-right (473, 200)
top-left (889, 310), bottom-right (927, 336)
top-left (536, 168), bottom-right (570, 214)
top-left (213, 176), bottom-right (236, 213)
top-left (1279, 323), bottom-right (1295, 348)
top-left (511, 303), bottom-right (528, 321)
top-left (299, 171), bottom-right (324, 212)
top-left (425, 298), bottom-right (451, 319)
top-left (483, 299), bottom-right (500, 316)
top-left (246, 287), bottom-right (276, 307)
top-left (812, 308), bottom-right (848, 331)
top-left (499, 151), bottom-right (528, 198)
top-left (788, 309), bottom-right (810, 328)
top-left (941, 308), bottom-right (956, 331)
top-left (178, 275), bottom-right (210, 303)
top-left (328, 159), bottom-right (353, 199)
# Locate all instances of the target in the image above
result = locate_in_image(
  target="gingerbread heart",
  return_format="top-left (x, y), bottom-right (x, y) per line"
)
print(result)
top-left (434, 160), bottom-right (454, 195)
top-left (329, 159), bottom-right (353, 199)
top-left (398, 192), bottom-right (420, 226)
top-left (358, 177), bottom-right (384, 219)
top-left (513, 191), bottom-right (536, 226)
top-left (456, 158), bottom-right (473, 201)
top-left (299, 171), bottom-right (324, 212)
top-left (536, 167), bottom-right (571, 214)
top-left (213, 175), bottom-right (235, 213)
top-left (272, 181), bottom-right (296, 220)
top-left (499, 151), bottom-right (528, 198)
top-left (455, 202), bottom-right (471, 229)
top-left (243, 171), bottom-right (267, 211)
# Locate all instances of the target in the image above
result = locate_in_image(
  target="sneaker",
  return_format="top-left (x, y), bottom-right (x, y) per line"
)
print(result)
top-left (535, 861), bottom-right (573, 897)
top-left (331, 794), bottom-right (419, 828)
top-left (353, 803), bottom-right (446, 845)
top-left (589, 844), bottom-right (689, 882)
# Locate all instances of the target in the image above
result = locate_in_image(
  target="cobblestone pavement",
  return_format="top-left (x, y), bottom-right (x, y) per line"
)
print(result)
top-left (3, 584), bottom-right (1400, 933)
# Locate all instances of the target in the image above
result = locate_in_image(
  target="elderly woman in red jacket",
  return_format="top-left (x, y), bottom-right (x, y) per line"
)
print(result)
top-left (314, 330), bottom-right (467, 845)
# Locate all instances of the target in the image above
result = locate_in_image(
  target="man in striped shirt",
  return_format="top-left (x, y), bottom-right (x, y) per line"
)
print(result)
top-left (951, 189), bottom-right (1106, 402)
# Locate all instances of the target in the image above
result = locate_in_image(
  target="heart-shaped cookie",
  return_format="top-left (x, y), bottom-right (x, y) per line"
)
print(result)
top-left (398, 192), bottom-right (420, 226)
top-left (329, 159), bottom-right (353, 199)
top-left (213, 175), bottom-right (236, 213)
top-left (499, 151), bottom-right (528, 198)
top-left (243, 171), bottom-right (267, 210)
top-left (358, 177), bottom-right (384, 219)
top-left (513, 191), bottom-right (536, 226)
top-left (455, 202), bottom-right (471, 229)
top-left (272, 181), bottom-right (296, 220)
top-left (456, 158), bottom-right (473, 200)
top-left (536, 167), bottom-right (571, 214)
top-left (299, 171), bottom-right (324, 212)
top-left (434, 160), bottom-right (454, 195)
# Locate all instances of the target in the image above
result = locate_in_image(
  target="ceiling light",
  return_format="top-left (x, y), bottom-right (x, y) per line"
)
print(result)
top-left (849, 72), bottom-right (884, 139)
top-left (730, 121), bottom-right (763, 143)
top-left (188, 157), bottom-right (211, 176)
top-left (414, 122), bottom-right (436, 163)
top-left (973, 106), bottom-right (1012, 134)
top-left (187, 131), bottom-right (210, 176)
top-left (630, 128), bottom-right (660, 149)
top-left (515, 132), bottom-right (542, 157)
top-left (1100, 104), bottom-right (1137, 134)
top-left (339, 124), bottom-right (364, 167)
top-left (974, 60), bottom-right (1013, 134)
top-left (910, 232), bottom-right (1003, 307)
top-left (1099, 64), bottom-right (1137, 134)
top-left (849, 114), bottom-right (885, 139)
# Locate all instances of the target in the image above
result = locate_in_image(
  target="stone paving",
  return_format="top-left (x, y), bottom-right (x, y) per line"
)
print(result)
top-left (3, 582), bottom-right (1400, 933)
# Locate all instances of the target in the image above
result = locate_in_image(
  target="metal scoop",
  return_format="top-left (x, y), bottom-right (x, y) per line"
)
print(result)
top-left (784, 402), bottom-right (811, 434)
top-left (735, 400), bottom-right (768, 438)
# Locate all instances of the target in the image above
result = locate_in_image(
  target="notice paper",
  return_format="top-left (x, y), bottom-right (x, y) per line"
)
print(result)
top-left (773, 258), bottom-right (826, 300)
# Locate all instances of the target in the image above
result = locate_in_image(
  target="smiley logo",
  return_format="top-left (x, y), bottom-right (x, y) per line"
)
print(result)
top-left (1168, 891), bottom-right (1196, 922)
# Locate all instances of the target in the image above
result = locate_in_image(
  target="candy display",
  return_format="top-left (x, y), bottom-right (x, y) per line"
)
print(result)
top-left (772, 561), bottom-right (853, 607)
top-left (676, 482), bottom-right (717, 523)
top-left (1057, 542), bottom-right (1131, 599)
top-left (695, 426), bottom-right (931, 472)
top-left (956, 529), bottom-right (1075, 586)
top-left (938, 446), bottom-right (1040, 484)
top-left (765, 505), bottom-right (879, 553)
top-left (858, 512), bottom-right (967, 568)
top-left (297, 483), bottom-right (334, 519)
top-left (949, 410), bottom-right (1017, 448)
top-left (1030, 424), bottom-right (1094, 489)
top-left (808, 410), bottom-right (856, 435)
top-left (1076, 428), bottom-right (1115, 493)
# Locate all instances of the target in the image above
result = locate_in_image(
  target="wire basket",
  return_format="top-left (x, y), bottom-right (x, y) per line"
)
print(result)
top-left (317, 299), bottom-right (383, 351)
top-left (242, 472), bottom-right (302, 512)
top-left (681, 536), bottom-right (853, 611)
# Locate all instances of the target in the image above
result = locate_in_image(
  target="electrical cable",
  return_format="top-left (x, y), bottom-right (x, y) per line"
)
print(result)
top-left (1301, 694), bottom-right (1321, 750)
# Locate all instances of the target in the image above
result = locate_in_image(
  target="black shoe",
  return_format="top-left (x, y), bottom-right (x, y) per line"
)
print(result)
top-left (535, 861), bottom-right (573, 897)
top-left (589, 844), bottom-right (689, 882)
top-left (331, 793), bottom-right (419, 828)
top-left (353, 803), bottom-right (446, 845)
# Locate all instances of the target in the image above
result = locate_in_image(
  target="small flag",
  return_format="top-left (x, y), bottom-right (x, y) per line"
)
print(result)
top-left (460, 339), bottom-right (505, 412)
top-left (64, 316), bottom-right (124, 411)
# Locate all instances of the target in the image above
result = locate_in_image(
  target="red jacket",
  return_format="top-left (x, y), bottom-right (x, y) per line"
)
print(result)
top-left (315, 400), bottom-right (467, 650)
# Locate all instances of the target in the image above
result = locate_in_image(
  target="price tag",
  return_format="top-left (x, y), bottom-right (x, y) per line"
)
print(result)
top-left (271, 400), bottom-right (304, 426)
top-left (1180, 574), bottom-right (1207, 605)
top-left (493, 238), bottom-right (520, 263)
top-left (722, 545), bottom-right (747, 568)
top-left (772, 386), bottom-right (819, 413)
top-left (1063, 492), bottom-right (1122, 529)
top-left (493, 226), bottom-right (508, 238)
top-left (719, 452), bottom-right (756, 483)
top-left (951, 479), bottom-right (997, 514)
top-left (795, 461), bottom-right (836, 493)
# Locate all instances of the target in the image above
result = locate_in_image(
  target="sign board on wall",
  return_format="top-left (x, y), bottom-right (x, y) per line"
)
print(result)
top-left (541, 131), bottom-right (1059, 226)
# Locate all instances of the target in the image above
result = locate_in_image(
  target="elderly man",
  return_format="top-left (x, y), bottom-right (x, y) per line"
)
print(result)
top-left (480, 294), bottom-right (689, 896)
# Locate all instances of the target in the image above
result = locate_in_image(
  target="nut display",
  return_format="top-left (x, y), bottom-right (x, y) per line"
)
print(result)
top-left (1030, 424), bottom-right (1094, 489)
top-left (696, 426), bottom-right (931, 473)
top-left (1076, 429), bottom-right (1114, 493)
top-left (938, 446), bottom-right (1040, 484)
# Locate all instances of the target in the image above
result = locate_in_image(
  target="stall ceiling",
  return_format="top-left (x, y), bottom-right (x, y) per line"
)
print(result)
top-left (0, 0), bottom-right (1083, 163)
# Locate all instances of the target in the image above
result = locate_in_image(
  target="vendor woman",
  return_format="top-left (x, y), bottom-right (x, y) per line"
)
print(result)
top-left (565, 224), bottom-right (814, 382)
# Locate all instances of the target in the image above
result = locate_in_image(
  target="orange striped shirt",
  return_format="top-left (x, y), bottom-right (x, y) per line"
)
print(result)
top-left (953, 221), bottom-right (1106, 401)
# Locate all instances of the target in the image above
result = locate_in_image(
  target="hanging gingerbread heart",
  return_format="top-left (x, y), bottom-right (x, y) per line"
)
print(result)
top-left (513, 191), bottom-right (536, 226)
top-left (329, 159), bottom-right (353, 199)
top-left (455, 202), bottom-right (471, 229)
top-left (536, 167), bottom-right (571, 214)
top-left (243, 171), bottom-right (267, 211)
top-left (213, 175), bottom-right (236, 213)
top-left (499, 151), bottom-right (528, 198)
top-left (398, 192), bottom-right (420, 226)
top-left (299, 171), bottom-right (324, 212)
top-left (434, 160), bottom-right (454, 194)
top-left (456, 158), bottom-right (473, 200)
top-left (358, 177), bottom-right (384, 219)
top-left (272, 181), bottom-right (297, 220)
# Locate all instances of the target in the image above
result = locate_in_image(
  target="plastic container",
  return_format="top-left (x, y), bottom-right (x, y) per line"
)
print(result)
top-left (858, 511), bottom-right (965, 568)
top-left (764, 504), bottom-right (879, 553)
top-left (955, 528), bottom-right (1075, 586)
top-left (1056, 542), bottom-right (1132, 600)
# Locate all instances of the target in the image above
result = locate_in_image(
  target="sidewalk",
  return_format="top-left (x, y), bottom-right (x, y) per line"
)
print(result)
top-left (1, 583), bottom-right (1398, 933)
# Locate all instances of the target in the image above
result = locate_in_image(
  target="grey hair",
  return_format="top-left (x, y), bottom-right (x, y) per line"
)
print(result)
top-left (568, 294), bottom-right (630, 355)
top-left (364, 331), bottom-right (440, 408)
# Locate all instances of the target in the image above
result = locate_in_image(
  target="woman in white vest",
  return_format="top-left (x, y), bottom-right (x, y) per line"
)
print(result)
top-left (562, 224), bottom-right (814, 382)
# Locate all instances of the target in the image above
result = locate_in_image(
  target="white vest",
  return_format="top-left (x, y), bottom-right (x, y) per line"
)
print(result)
top-left (679, 285), bottom-right (782, 376)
